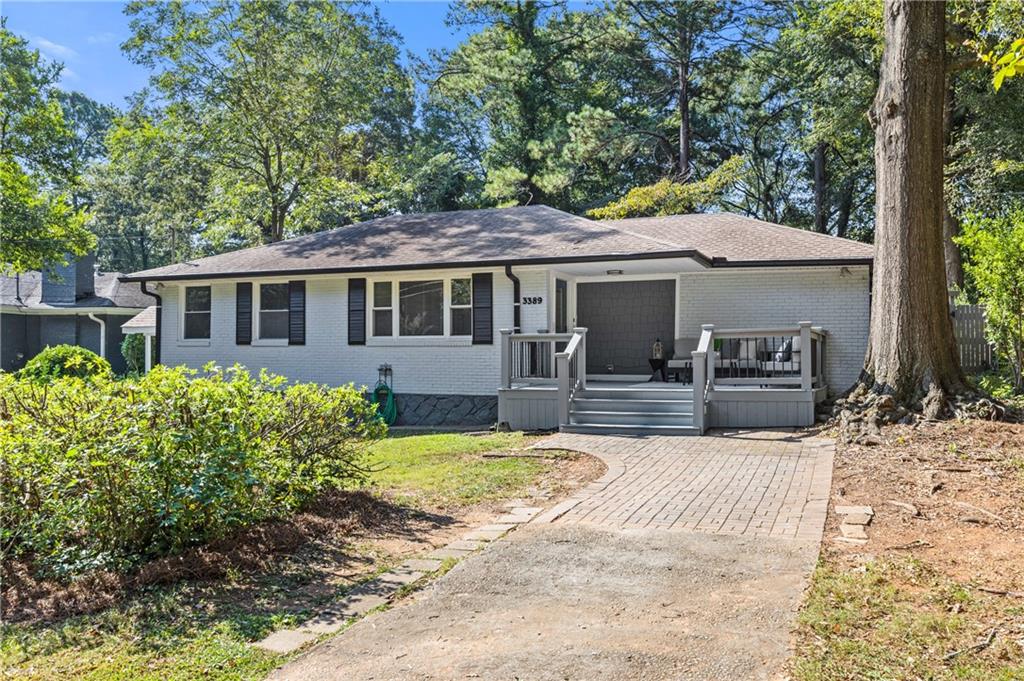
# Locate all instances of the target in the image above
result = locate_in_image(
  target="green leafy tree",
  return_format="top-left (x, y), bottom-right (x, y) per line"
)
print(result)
top-left (0, 21), bottom-right (94, 273)
top-left (958, 207), bottom-right (1024, 392)
top-left (123, 0), bottom-right (412, 244)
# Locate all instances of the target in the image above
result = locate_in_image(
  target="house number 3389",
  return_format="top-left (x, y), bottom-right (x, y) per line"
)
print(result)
top-left (521, 296), bottom-right (543, 304)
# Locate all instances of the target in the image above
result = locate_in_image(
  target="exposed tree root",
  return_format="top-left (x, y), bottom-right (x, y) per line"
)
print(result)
top-left (823, 376), bottom-right (1008, 444)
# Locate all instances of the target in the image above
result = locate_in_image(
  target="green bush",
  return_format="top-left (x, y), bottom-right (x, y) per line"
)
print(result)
top-left (0, 365), bottom-right (385, 577)
top-left (121, 333), bottom-right (146, 374)
top-left (18, 344), bottom-right (112, 382)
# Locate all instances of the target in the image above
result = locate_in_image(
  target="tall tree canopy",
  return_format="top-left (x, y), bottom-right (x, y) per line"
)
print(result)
top-left (0, 21), bottom-right (94, 273)
top-left (122, 0), bottom-right (412, 245)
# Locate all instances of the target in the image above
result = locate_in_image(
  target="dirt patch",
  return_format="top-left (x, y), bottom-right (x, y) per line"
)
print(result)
top-left (2, 451), bottom-right (604, 625)
top-left (823, 419), bottom-right (1024, 587)
top-left (792, 418), bottom-right (1024, 678)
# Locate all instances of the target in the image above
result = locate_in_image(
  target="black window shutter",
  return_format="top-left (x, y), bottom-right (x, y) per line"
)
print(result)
top-left (348, 278), bottom-right (366, 345)
top-left (236, 282), bottom-right (252, 345)
top-left (472, 272), bottom-right (493, 345)
top-left (288, 280), bottom-right (306, 345)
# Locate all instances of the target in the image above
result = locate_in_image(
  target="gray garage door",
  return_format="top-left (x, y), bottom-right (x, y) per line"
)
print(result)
top-left (577, 280), bottom-right (675, 375)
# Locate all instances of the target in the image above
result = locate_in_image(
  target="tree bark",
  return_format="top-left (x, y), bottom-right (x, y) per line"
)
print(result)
top-left (676, 15), bottom-right (691, 179)
top-left (862, 0), bottom-right (965, 415)
top-left (813, 142), bottom-right (828, 233)
top-left (835, 176), bottom-right (854, 239)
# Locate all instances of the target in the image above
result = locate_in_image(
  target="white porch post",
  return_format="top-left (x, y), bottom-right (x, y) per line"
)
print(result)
top-left (144, 333), bottom-right (153, 372)
top-left (799, 321), bottom-right (813, 391)
top-left (500, 329), bottom-right (512, 389)
top-left (691, 349), bottom-right (706, 433)
top-left (573, 327), bottom-right (587, 390)
top-left (702, 324), bottom-right (716, 394)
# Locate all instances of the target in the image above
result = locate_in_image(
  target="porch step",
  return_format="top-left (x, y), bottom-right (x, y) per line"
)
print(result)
top-left (575, 386), bottom-right (693, 401)
top-left (572, 398), bottom-right (693, 414)
top-left (570, 410), bottom-right (694, 427)
top-left (560, 423), bottom-right (701, 436)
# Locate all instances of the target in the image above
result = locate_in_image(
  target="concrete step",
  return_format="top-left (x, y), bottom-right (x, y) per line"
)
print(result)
top-left (560, 423), bottom-right (701, 436)
top-left (572, 397), bottom-right (694, 414)
top-left (570, 410), bottom-right (694, 427)
top-left (576, 386), bottom-right (693, 401)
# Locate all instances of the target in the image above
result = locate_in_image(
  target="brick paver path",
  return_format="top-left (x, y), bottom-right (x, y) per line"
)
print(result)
top-left (534, 430), bottom-right (833, 541)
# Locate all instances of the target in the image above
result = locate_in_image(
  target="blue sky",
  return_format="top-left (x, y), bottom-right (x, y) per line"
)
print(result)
top-left (2, 1), bottom-right (471, 108)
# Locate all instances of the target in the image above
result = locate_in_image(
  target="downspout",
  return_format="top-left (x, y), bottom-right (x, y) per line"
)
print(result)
top-left (87, 313), bottom-right (106, 358)
top-left (140, 282), bottom-right (162, 366)
top-left (503, 264), bottom-right (521, 332)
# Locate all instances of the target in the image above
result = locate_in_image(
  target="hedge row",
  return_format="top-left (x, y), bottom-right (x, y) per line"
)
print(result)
top-left (0, 364), bottom-right (384, 577)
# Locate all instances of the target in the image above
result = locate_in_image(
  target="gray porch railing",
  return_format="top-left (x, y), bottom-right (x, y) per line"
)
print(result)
top-left (692, 321), bottom-right (827, 433)
top-left (555, 328), bottom-right (587, 425)
top-left (500, 330), bottom-right (575, 386)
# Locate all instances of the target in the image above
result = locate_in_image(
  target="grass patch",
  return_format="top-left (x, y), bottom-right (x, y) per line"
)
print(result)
top-left (2, 431), bottom-right (556, 680)
top-left (358, 431), bottom-right (547, 507)
top-left (793, 558), bottom-right (1024, 681)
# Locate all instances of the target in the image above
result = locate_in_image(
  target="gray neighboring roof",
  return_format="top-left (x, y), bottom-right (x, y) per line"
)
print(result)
top-left (121, 306), bottom-right (157, 331)
top-left (606, 213), bottom-right (874, 264)
top-left (122, 206), bottom-right (873, 282)
top-left (0, 271), bottom-right (152, 310)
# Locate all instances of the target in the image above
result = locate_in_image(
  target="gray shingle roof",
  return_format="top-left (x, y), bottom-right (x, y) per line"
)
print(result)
top-left (1, 271), bottom-right (152, 310)
top-left (606, 213), bottom-right (873, 263)
top-left (122, 206), bottom-right (872, 282)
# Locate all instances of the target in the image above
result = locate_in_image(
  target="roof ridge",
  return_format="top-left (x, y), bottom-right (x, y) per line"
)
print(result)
top-left (596, 220), bottom-right (689, 251)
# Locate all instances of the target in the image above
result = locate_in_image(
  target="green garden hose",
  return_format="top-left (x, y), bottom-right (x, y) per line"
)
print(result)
top-left (373, 379), bottom-right (397, 426)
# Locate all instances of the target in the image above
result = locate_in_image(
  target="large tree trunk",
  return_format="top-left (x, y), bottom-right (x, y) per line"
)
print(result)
top-left (862, 0), bottom-right (966, 416)
top-left (813, 142), bottom-right (828, 233)
top-left (941, 77), bottom-right (964, 291)
top-left (676, 15), bottom-right (691, 179)
top-left (835, 176), bottom-right (854, 239)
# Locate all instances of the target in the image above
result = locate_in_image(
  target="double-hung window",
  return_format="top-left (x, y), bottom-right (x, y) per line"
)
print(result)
top-left (450, 277), bottom-right (472, 336)
top-left (372, 281), bottom-right (393, 337)
top-left (183, 286), bottom-right (211, 339)
top-left (399, 280), bottom-right (444, 336)
top-left (258, 283), bottom-right (289, 340)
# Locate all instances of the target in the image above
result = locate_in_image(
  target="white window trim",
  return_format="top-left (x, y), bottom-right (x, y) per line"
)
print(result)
top-left (371, 280), bottom-right (394, 338)
top-left (365, 275), bottom-right (473, 342)
top-left (449, 276), bottom-right (473, 337)
top-left (179, 285), bottom-right (211, 345)
top-left (252, 280), bottom-right (291, 346)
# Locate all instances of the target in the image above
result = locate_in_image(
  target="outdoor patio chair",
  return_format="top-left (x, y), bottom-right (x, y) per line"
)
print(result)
top-left (667, 337), bottom-right (699, 382)
top-left (758, 335), bottom-right (801, 375)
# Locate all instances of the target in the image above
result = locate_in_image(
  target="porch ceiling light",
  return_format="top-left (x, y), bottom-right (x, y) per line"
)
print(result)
top-left (606, 269), bottom-right (624, 275)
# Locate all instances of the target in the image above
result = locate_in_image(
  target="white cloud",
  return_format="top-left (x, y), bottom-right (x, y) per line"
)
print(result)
top-left (86, 31), bottom-right (118, 45)
top-left (60, 67), bottom-right (80, 82)
top-left (28, 35), bottom-right (78, 61)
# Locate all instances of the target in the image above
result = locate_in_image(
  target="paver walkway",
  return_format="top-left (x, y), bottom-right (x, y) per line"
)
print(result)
top-left (269, 430), bottom-right (834, 681)
top-left (534, 430), bottom-right (833, 540)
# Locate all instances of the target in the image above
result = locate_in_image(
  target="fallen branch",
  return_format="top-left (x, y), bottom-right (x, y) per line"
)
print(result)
top-left (886, 500), bottom-right (922, 517)
top-left (952, 501), bottom-right (1008, 525)
top-left (943, 628), bottom-right (997, 663)
top-left (974, 586), bottom-right (1024, 598)
top-left (888, 539), bottom-right (932, 550)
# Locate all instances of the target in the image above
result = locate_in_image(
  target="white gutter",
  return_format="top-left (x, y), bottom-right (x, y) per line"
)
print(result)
top-left (87, 313), bottom-right (107, 358)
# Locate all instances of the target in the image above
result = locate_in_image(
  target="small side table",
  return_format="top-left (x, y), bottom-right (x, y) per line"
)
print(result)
top-left (647, 357), bottom-right (667, 382)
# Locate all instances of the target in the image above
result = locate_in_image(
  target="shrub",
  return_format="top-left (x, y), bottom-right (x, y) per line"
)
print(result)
top-left (18, 344), bottom-right (112, 382)
top-left (0, 365), bottom-right (385, 577)
top-left (121, 333), bottom-right (146, 374)
top-left (957, 206), bottom-right (1024, 393)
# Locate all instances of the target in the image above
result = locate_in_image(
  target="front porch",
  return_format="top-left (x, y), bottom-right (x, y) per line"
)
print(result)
top-left (497, 323), bottom-right (828, 434)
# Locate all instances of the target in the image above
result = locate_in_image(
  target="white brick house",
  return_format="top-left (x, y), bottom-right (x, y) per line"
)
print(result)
top-left (121, 206), bottom-right (873, 432)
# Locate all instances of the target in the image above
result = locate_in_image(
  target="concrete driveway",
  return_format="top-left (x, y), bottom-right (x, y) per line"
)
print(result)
top-left (271, 430), bottom-right (833, 681)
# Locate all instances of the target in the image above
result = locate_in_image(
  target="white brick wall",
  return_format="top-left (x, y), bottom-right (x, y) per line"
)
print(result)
top-left (676, 266), bottom-right (871, 392)
top-left (160, 267), bottom-right (549, 396)
top-left (158, 263), bottom-right (870, 396)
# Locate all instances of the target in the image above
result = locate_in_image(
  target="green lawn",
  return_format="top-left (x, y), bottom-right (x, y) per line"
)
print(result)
top-left (1, 431), bottom-right (555, 681)
top-left (793, 558), bottom-right (1024, 681)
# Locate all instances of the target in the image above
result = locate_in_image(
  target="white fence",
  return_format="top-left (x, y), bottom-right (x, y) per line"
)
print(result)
top-left (953, 304), bottom-right (994, 373)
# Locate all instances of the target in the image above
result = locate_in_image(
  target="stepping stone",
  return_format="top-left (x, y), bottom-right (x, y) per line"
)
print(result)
top-left (462, 528), bottom-right (507, 541)
top-left (445, 539), bottom-right (485, 552)
top-left (833, 536), bottom-right (868, 546)
top-left (843, 513), bottom-right (873, 525)
top-left (495, 514), bottom-right (532, 524)
top-left (839, 523), bottom-right (868, 540)
top-left (476, 523), bottom-right (516, 533)
top-left (255, 629), bottom-right (318, 653)
top-left (835, 505), bottom-right (873, 517)
top-left (375, 569), bottom-right (425, 587)
top-left (427, 546), bottom-right (474, 560)
top-left (510, 506), bottom-right (543, 516)
top-left (401, 558), bottom-right (443, 572)
top-left (296, 592), bottom-right (390, 635)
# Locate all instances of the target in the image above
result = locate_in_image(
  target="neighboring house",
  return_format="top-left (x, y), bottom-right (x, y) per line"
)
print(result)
top-left (120, 205), bottom-right (873, 432)
top-left (1, 253), bottom-right (151, 374)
